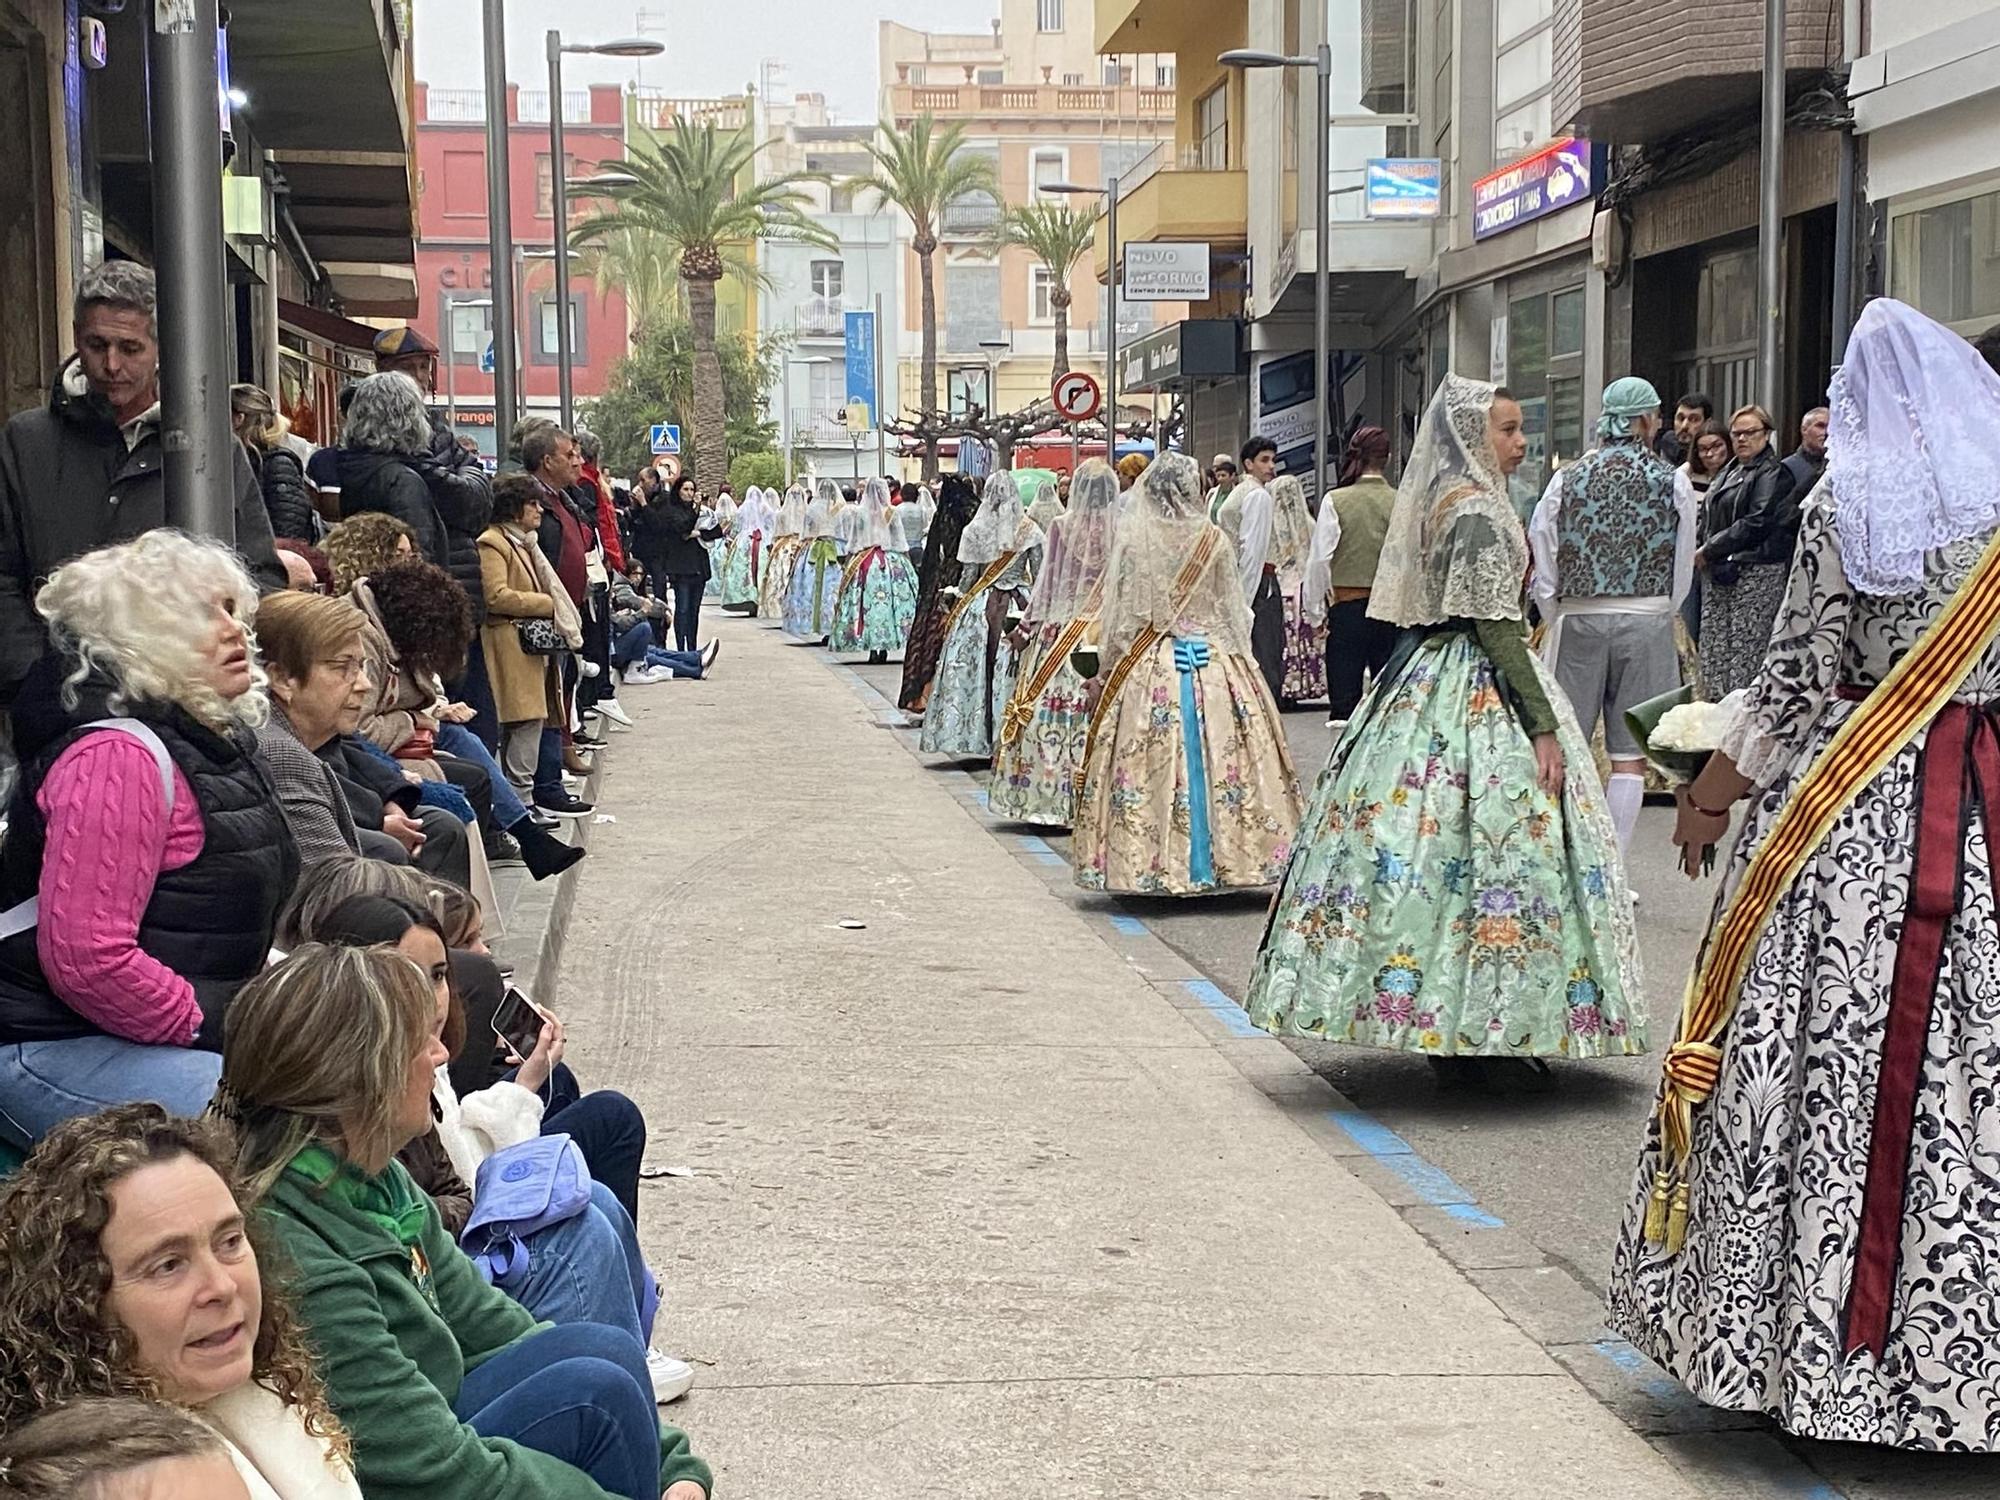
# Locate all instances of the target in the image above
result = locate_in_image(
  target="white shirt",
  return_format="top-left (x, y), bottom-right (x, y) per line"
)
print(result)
top-left (1233, 480), bottom-right (1275, 602)
top-left (1303, 493), bottom-right (1342, 624)
top-left (1529, 462), bottom-right (1697, 615)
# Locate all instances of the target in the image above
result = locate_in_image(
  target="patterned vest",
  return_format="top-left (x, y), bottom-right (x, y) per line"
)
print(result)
top-left (1555, 440), bottom-right (1680, 599)
top-left (1329, 475), bottom-right (1397, 589)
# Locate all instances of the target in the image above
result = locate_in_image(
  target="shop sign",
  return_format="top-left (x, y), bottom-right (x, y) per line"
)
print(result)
top-left (1472, 137), bottom-right (1597, 241)
top-left (450, 407), bottom-right (495, 427)
top-left (1117, 320), bottom-right (1240, 393)
top-left (1122, 242), bottom-right (1210, 302)
top-left (1364, 159), bottom-right (1442, 219)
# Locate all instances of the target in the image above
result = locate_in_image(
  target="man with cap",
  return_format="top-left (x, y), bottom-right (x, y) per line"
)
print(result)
top-left (1528, 377), bottom-right (1696, 859)
top-left (373, 324), bottom-right (499, 742)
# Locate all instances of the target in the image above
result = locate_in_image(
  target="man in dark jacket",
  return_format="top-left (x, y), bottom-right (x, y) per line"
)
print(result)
top-left (0, 262), bottom-right (287, 703)
top-left (1780, 405), bottom-right (1829, 500)
top-left (373, 327), bottom-right (492, 616)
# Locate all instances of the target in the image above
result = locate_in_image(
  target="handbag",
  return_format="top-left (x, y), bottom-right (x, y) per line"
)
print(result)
top-left (512, 616), bottom-right (565, 656)
top-left (459, 1133), bottom-right (593, 1288)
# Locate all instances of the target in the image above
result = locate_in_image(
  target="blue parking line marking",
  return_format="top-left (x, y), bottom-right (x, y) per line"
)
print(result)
top-left (1326, 1109), bottom-right (1510, 1224)
top-left (1108, 915), bottom-right (1149, 936)
top-left (1441, 1201), bottom-right (1507, 1228)
top-left (1014, 834), bottom-right (1066, 866)
top-left (1180, 978), bottom-right (1263, 1038)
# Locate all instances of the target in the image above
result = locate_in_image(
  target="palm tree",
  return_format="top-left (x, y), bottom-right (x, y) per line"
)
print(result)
top-left (849, 115), bottom-right (999, 478)
top-left (570, 118), bottom-right (833, 491)
top-left (575, 225), bottom-right (685, 338)
top-left (993, 202), bottom-right (1097, 385)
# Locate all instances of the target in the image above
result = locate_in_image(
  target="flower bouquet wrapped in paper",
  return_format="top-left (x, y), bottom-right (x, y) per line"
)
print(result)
top-left (1624, 686), bottom-right (1731, 783)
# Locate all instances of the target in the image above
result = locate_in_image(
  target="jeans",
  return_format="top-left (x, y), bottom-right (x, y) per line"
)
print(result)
top-left (518, 1062), bottom-right (647, 1223)
top-left (668, 574), bottom-right (704, 653)
top-left (452, 1322), bottom-right (661, 1500)
top-left (455, 636), bottom-right (501, 751)
top-left (613, 621), bottom-right (703, 679)
top-left (438, 721), bottom-right (530, 831)
top-left (0, 1035), bottom-right (221, 1150)
top-left (535, 728), bottom-right (565, 803)
top-left (644, 648), bottom-right (703, 678)
top-left (506, 1181), bottom-right (654, 1346)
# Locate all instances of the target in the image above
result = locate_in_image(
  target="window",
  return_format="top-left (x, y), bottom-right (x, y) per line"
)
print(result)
top-left (1196, 84), bottom-right (1229, 171)
top-left (1892, 189), bottom-right (2000, 333)
top-left (948, 366), bottom-right (992, 416)
top-left (530, 294), bottom-right (588, 365)
top-left (1037, 0), bottom-right (1063, 31)
top-left (1102, 59), bottom-right (1131, 86)
top-left (976, 67), bottom-right (1003, 84)
top-left (828, 183), bottom-right (856, 214)
top-left (1032, 150), bottom-right (1067, 200)
top-left (1061, 71), bottom-right (1084, 86)
top-left (1032, 266), bottom-right (1056, 323)
top-left (533, 154), bottom-right (580, 219)
top-left (443, 295), bottom-right (493, 365)
top-left (944, 262), bottom-right (1002, 352)
top-left (1504, 283), bottom-right (1586, 494)
top-left (806, 359), bottom-right (841, 422)
top-left (1492, 0), bottom-right (1555, 160)
top-left (1551, 286), bottom-right (1584, 357)
top-left (809, 260), bottom-right (845, 301)
top-left (1155, 63), bottom-right (1176, 87)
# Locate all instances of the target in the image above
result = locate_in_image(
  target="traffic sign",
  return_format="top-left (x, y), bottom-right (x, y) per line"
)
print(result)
top-left (648, 423), bottom-right (682, 455)
top-left (479, 340), bottom-right (495, 374)
top-left (1052, 370), bottom-right (1101, 423)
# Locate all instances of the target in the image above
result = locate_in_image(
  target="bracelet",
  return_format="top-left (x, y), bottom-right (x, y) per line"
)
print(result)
top-left (1688, 792), bottom-right (1731, 819)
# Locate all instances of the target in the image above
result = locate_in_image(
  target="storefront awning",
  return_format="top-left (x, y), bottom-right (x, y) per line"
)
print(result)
top-left (277, 299), bottom-right (380, 353)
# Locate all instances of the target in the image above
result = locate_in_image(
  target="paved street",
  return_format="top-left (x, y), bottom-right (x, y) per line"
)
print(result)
top-left (552, 617), bottom-right (1705, 1499)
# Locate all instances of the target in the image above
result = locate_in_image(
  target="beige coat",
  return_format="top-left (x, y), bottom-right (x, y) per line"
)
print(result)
top-left (476, 524), bottom-right (559, 724)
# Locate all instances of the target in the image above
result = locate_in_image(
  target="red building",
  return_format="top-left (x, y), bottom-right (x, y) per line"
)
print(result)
top-left (412, 81), bottom-right (632, 459)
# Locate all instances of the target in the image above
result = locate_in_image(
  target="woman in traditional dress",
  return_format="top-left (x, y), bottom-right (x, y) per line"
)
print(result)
top-left (1244, 376), bottom-right (1644, 1075)
top-left (1072, 453), bottom-right (1302, 895)
top-left (1270, 474), bottom-right (1327, 706)
top-left (782, 479), bottom-right (845, 642)
top-left (1606, 300), bottom-right (2000, 1449)
top-left (829, 478), bottom-right (919, 663)
top-left (897, 475), bottom-right (979, 713)
top-left (758, 483), bottom-right (809, 623)
top-left (701, 485), bottom-right (736, 600)
top-left (719, 486), bottom-right (772, 614)
top-left (1025, 477), bottom-right (1064, 533)
top-left (990, 459), bottom-right (1119, 827)
top-left (918, 473), bottom-right (1043, 760)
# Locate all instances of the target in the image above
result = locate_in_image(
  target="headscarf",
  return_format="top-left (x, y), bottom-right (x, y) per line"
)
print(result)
top-left (1097, 451), bottom-right (1251, 664)
top-left (1337, 426), bottom-right (1391, 489)
top-left (918, 474), bottom-right (980, 593)
top-left (1829, 296), bottom-right (2000, 596)
top-left (957, 472), bottom-right (1030, 567)
top-left (1022, 459), bottom-right (1119, 626)
top-left (1268, 474), bottom-right (1315, 582)
top-left (855, 478), bottom-right (906, 552)
top-left (1596, 376), bottom-right (1662, 441)
top-left (1368, 374), bottom-right (1527, 628)
top-left (1025, 478), bottom-right (1064, 531)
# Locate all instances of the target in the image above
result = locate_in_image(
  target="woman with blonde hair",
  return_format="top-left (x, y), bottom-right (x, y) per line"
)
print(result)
top-left (217, 944), bottom-right (711, 1500)
top-left (0, 1106), bottom-right (359, 1498)
top-left (233, 384), bottom-right (316, 542)
top-left (0, 532), bottom-right (297, 1147)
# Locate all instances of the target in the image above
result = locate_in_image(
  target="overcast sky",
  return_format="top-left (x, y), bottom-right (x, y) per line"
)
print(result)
top-left (416, 0), bottom-right (999, 124)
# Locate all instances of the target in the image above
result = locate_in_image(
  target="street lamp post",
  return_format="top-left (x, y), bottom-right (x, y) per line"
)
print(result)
top-left (546, 32), bottom-right (663, 433)
top-left (1221, 45), bottom-right (1333, 503)
top-left (481, 0), bottom-right (519, 458)
top-left (1046, 177), bottom-right (1120, 461)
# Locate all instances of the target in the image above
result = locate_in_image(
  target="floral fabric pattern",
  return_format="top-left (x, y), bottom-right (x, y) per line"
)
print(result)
top-left (829, 547), bottom-right (920, 655)
top-left (1073, 637), bottom-right (1301, 895)
top-left (1246, 630), bottom-right (1644, 1056)
top-left (782, 541), bottom-right (843, 640)
top-left (918, 550), bottom-right (1037, 759)
top-left (758, 535), bottom-right (804, 622)
top-left (1698, 561), bottom-right (1789, 699)
top-left (718, 530), bottom-right (762, 608)
top-left (988, 621), bottom-right (1095, 826)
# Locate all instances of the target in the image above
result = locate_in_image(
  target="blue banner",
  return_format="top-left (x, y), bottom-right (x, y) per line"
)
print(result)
top-left (844, 311), bottom-right (877, 429)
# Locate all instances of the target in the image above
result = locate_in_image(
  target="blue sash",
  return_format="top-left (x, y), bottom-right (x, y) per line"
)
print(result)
top-left (1174, 636), bottom-right (1215, 886)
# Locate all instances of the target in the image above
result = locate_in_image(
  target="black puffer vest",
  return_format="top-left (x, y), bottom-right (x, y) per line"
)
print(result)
top-left (0, 658), bottom-right (300, 1047)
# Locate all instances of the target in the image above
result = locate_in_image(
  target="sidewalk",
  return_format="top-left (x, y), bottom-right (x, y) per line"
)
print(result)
top-left (549, 620), bottom-right (1705, 1499)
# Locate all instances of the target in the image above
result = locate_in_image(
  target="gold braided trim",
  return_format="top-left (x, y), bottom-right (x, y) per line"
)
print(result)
top-left (998, 582), bottom-right (1106, 752)
top-left (934, 550), bottom-right (1019, 649)
top-left (1645, 522), bottom-right (2000, 1251)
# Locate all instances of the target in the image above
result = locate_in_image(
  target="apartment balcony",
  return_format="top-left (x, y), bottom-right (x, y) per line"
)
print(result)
top-left (1091, 146), bottom-right (1249, 283)
top-left (1555, 0), bottom-right (1842, 145)
top-left (794, 297), bottom-right (855, 339)
top-left (886, 81), bottom-right (1176, 127)
top-left (629, 91), bottom-right (750, 135)
top-left (790, 407), bottom-right (861, 444)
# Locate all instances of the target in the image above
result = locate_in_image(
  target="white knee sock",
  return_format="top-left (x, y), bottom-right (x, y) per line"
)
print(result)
top-left (1607, 772), bottom-right (1645, 856)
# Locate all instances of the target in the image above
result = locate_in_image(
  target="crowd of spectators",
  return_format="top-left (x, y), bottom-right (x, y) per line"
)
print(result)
top-left (0, 262), bottom-right (713, 1498)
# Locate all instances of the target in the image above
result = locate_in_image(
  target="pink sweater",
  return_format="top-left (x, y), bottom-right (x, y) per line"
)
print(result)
top-left (35, 731), bottom-right (205, 1045)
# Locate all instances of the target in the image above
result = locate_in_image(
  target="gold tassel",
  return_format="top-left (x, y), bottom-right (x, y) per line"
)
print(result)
top-left (1642, 1170), bottom-right (1672, 1244)
top-left (1665, 1180), bottom-right (1690, 1254)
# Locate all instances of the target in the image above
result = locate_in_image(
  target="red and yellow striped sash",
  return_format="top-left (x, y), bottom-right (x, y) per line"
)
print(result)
top-left (1646, 523), bottom-right (2000, 1250)
top-left (998, 579), bottom-right (1106, 751)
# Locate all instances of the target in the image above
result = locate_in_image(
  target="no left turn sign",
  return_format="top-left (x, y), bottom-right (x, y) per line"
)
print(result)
top-left (1052, 370), bottom-right (1102, 423)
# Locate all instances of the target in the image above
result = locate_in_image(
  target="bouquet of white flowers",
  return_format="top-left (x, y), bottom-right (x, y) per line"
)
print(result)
top-left (1624, 687), bottom-right (1735, 782)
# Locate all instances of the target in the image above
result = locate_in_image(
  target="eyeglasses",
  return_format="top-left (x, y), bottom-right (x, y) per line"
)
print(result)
top-left (322, 656), bottom-right (369, 682)
top-left (1729, 426), bottom-right (1769, 439)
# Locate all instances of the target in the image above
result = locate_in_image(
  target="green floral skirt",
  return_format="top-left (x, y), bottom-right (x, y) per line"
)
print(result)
top-left (1245, 630), bottom-right (1646, 1057)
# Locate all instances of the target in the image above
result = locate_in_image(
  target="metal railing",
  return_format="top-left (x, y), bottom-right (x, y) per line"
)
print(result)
top-left (630, 91), bottom-right (749, 133)
top-left (425, 88), bottom-right (486, 122)
top-left (795, 297), bottom-right (851, 338)
top-left (889, 81), bottom-right (1178, 121)
top-left (790, 406), bottom-right (854, 439)
top-left (941, 199), bottom-right (1003, 235)
top-left (518, 89), bottom-right (593, 125)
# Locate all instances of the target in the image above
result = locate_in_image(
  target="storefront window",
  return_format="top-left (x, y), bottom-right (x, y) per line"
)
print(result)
top-left (1505, 283), bottom-right (1585, 504)
top-left (1891, 189), bottom-right (2000, 334)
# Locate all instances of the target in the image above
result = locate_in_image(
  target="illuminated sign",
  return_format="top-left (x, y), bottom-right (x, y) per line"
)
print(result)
top-left (1472, 137), bottom-right (1598, 241)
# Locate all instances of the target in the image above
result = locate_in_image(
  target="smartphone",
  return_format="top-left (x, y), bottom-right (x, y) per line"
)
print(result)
top-left (490, 985), bottom-right (550, 1060)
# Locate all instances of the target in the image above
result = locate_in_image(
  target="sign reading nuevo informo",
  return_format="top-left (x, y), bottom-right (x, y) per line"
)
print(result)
top-left (1472, 137), bottom-right (1597, 241)
top-left (1122, 242), bottom-right (1210, 302)
top-left (1365, 158), bottom-right (1442, 219)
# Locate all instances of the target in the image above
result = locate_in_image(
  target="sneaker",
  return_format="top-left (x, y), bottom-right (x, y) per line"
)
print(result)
top-left (578, 658), bottom-right (602, 679)
top-left (533, 791), bottom-right (594, 819)
top-left (573, 728), bottom-right (607, 748)
top-left (594, 698), bottom-right (635, 729)
top-left (623, 665), bottom-right (673, 685)
top-left (701, 640), bottom-right (720, 672)
top-left (483, 830), bottom-right (524, 867)
top-left (646, 1348), bottom-right (694, 1404)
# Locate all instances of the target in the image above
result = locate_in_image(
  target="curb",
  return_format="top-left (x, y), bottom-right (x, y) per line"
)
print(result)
top-left (488, 734), bottom-right (603, 1004)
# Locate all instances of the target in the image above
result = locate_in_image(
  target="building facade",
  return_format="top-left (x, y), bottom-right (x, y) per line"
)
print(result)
top-left (411, 81), bottom-right (632, 461)
top-left (881, 0), bottom-right (1178, 435)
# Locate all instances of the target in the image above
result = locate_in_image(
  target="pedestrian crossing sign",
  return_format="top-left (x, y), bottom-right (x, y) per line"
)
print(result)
top-left (649, 423), bottom-right (682, 455)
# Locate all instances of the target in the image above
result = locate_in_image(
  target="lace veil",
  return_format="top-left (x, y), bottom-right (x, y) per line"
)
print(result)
top-left (1022, 458), bottom-right (1119, 626)
top-left (1025, 478), bottom-right (1064, 531)
top-left (803, 479), bottom-right (841, 540)
top-left (1829, 296), bottom-right (2000, 597)
top-left (1369, 374), bottom-right (1528, 627)
top-left (957, 472), bottom-right (1027, 566)
top-left (774, 484), bottom-right (809, 538)
top-left (1269, 474), bottom-right (1314, 583)
top-left (855, 478), bottom-right (907, 551)
top-left (1098, 451), bottom-right (1252, 666)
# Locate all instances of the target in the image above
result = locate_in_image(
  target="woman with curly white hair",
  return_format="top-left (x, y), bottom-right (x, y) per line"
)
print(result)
top-left (0, 530), bottom-right (299, 1149)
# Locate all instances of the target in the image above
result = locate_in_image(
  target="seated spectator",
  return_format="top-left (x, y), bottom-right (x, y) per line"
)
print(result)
top-left (274, 538), bottom-right (332, 593)
top-left (0, 1397), bottom-right (256, 1500)
top-left (323, 509), bottom-right (416, 595)
top-left (233, 384), bottom-right (317, 543)
top-left (477, 475), bottom-right (582, 808)
top-left (251, 591), bottom-right (472, 887)
top-left (0, 1107), bottom-right (360, 1498)
top-left (0, 532), bottom-right (298, 1147)
top-left (612, 562), bottom-right (710, 684)
top-left (303, 892), bottom-right (693, 1402)
top-left (217, 944), bottom-right (711, 1500)
top-left (331, 374), bottom-right (449, 567)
